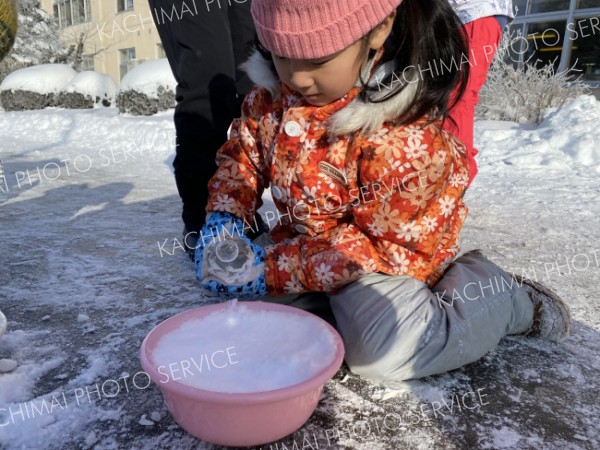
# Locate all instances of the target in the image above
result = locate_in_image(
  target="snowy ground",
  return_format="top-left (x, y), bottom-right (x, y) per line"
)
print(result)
top-left (0, 96), bottom-right (599, 450)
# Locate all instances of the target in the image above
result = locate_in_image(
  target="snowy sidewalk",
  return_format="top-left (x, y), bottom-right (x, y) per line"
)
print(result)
top-left (0, 98), bottom-right (599, 449)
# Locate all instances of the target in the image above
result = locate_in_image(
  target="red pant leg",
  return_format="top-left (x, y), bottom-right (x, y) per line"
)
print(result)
top-left (445, 17), bottom-right (502, 186)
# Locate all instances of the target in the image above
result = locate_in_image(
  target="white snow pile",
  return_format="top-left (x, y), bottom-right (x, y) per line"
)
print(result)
top-left (539, 95), bottom-right (600, 171)
top-left (476, 95), bottom-right (600, 176)
top-left (118, 59), bottom-right (176, 99)
top-left (62, 72), bottom-right (117, 108)
top-left (117, 59), bottom-right (176, 115)
top-left (0, 64), bottom-right (78, 111)
top-left (0, 64), bottom-right (76, 95)
top-left (0, 65), bottom-right (117, 110)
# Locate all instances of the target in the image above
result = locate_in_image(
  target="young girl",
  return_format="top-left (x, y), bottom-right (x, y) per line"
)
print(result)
top-left (195, 0), bottom-right (570, 382)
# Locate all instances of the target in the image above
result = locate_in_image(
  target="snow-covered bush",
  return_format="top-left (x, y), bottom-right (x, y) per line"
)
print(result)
top-left (117, 59), bottom-right (176, 115)
top-left (476, 34), bottom-right (589, 124)
top-left (0, 63), bottom-right (76, 110)
top-left (59, 71), bottom-right (117, 108)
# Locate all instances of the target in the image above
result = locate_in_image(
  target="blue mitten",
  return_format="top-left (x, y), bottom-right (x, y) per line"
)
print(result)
top-left (195, 212), bottom-right (268, 300)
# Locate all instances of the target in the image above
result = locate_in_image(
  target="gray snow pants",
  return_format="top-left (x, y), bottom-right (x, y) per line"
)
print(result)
top-left (262, 249), bottom-right (534, 382)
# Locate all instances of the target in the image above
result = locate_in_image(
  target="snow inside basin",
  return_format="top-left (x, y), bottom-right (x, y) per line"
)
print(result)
top-left (140, 301), bottom-right (345, 447)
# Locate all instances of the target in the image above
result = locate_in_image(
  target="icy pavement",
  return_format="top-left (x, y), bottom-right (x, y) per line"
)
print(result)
top-left (0, 97), bottom-right (599, 449)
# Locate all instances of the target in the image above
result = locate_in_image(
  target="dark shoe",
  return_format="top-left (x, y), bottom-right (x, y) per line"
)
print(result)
top-left (514, 274), bottom-right (571, 342)
top-left (183, 227), bottom-right (199, 261)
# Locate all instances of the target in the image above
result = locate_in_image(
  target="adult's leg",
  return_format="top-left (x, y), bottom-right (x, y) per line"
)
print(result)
top-left (328, 250), bottom-right (533, 381)
top-left (227, 0), bottom-right (256, 103)
top-left (445, 17), bottom-right (503, 186)
top-left (149, 0), bottom-right (254, 233)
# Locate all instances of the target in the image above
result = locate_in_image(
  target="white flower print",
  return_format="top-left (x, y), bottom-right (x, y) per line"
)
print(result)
top-left (240, 125), bottom-right (255, 148)
top-left (303, 138), bottom-right (317, 152)
top-left (367, 127), bottom-right (390, 145)
top-left (439, 196), bottom-right (456, 217)
top-left (315, 263), bottom-right (335, 287)
top-left (394, 221), bottom-right (423, 242)
top-left (405, 137), bottom-right (428, 159)
top-left (422, 215), bottom-right (438, 233)
top-left (301, 185), bottom-right (318, 203)
top-left (284, 277), bottom-right (304, 293)
top-left (405, 125), bottom-right (424, 140)
top-left (272, 160), bottom-right (289, 188)
top-left (371, 203), bottom-right (401, 234)
top-left (213, 194), bottom-right (235, 211)
top-left (333, 268), bottom-right (363, 283)
top-left (221, 162), bottom-right (247, 181)
top-left (246, 89), bottom-right (258, 105)
top-left (317, 173), bottom-right (337, 191)
top-left (262, 113), bottom-right (280, 144)
top-left (391, 160), bottom-right (413, 174)
top-left (362, 258), bottom-right (378, 272)
top-left (327, 140), bottom-right (346, 165)
top-left (367, 221), bottom-right (385, 237)
top-left (286, 93), bottom-right (301, 106)
top-left (390, 251), bottom-right (410, 274)
top-left (448, 172), bottom-right (466, 188)
top-left (277, 253), bottom-right (294, 273)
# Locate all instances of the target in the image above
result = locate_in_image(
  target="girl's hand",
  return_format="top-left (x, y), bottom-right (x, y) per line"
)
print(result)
top-left (195, 212), bottom-right (268, 300)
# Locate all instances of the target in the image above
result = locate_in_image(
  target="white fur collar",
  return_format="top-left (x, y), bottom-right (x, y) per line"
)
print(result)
top-left (240, 50), bottom-right (419, 137)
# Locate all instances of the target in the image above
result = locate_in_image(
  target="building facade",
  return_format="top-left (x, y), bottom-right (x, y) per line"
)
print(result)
top-left (39, 0), bottom-right (165, 84)
top-left (510, 0), bottom-right (600, 84)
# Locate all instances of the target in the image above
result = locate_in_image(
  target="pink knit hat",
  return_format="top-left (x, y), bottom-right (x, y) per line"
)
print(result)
top-left (251, 0), bottom-right (403, 59)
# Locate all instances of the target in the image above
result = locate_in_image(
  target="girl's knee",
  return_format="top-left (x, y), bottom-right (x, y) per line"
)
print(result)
top-left (345, 358), bottom-right (409, 382)
top-left (342, 337), bottom-right (419, 382)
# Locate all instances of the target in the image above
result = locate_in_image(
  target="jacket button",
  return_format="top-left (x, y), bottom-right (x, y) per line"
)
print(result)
top-left (272, 186), bottom-right (283, 200)
top-left (295, 224), bottom-right (309, 234)
top-left (284, 121), bottom-right (302, 137)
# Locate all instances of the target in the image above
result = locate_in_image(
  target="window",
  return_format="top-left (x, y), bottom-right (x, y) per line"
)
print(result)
top-left (568, 17), bottom-right (600, 80)
top-left (117, 0), bottom-right (134, 12)
top-left (522, 21), bottom-right (567, 71)
top-left (529, 0), bottom-right (572, 13)
top-left (577, 0), bottom-right (600, 7)
top-left (60, 1), bottom-right (72, 27)
top-left (53, 0), bottom-right (91, 28)
top-left (119, 48), bottom-right (137, 79)
top-left (72, 0), bottom-right (89, 24)
top-left (81, 55), bottom-right (94, 71)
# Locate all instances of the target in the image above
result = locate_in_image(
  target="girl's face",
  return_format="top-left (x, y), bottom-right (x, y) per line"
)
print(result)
top-left (272, 41), bottom-right (365, 106)
top-left (271, 12), bottom-right (396, 107)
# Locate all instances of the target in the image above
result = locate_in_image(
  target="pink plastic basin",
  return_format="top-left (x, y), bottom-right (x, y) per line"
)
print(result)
top-left (139, 301), bottom-right (345, 447)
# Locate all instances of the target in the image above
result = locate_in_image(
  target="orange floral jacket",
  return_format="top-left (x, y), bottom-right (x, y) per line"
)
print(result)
top-left (206, 52), bottom-right (470, 295)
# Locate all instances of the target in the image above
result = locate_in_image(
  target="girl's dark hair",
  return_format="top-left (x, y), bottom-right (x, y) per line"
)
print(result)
top-left (255, 35), bottom-right (273, 62)
top-left (364, 0), bottom-right (469, 125)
